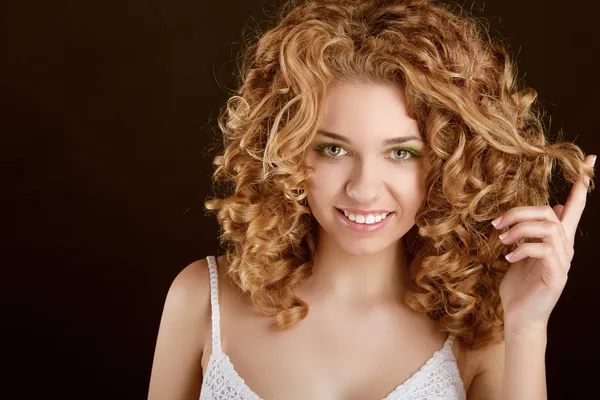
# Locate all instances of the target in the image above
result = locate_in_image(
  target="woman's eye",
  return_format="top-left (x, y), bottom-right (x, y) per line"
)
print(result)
top-left (315, 144), bottom-right (419, 161)
top-left (388, 148), bottom-right (418, 161)
top-left (322, 145), bottom-right (348, 157)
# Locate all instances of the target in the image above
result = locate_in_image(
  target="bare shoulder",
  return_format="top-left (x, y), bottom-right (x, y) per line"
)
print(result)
top-left (464, 339), bottom-right (506, 400)
top-left (474, 339), bottom-right (505, 366)
top-left (148, 258), bottom-right (213, 400)
top-left (159, 258), bottom-right (213, 336)
top-left (169, 258), bottom-right (213, 307)
top-left (470, 339), bottom-right (505, 376)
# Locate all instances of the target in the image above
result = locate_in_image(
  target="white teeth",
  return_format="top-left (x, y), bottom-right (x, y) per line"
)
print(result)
top-left (340, 210), bottom-right (390, 225)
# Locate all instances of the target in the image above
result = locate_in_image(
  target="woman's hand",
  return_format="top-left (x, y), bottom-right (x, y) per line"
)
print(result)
top-left (494, 155), bottom-right (596, 337)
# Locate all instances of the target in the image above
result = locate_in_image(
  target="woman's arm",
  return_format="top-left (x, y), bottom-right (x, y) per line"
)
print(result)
top-left (501, 327), bottom-right (547, 400)
top-left (467, 329), bottom-right (547, 400)
top-left (148, 259), bottom-right (212, 400)
top-left (469, 155), bottom-right (596, 399)
top-left (466, 339), bottom-right (504, 400)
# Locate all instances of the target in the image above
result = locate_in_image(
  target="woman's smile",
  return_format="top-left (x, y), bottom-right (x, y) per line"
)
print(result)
top-left (335, 207), bottom-right (396, 233)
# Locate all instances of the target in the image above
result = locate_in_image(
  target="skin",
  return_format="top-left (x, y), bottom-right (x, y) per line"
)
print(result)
top-left (147, 79), bottom-right (596, 400)
top-left (302, 79), bottom-right (426, 305)
top-left (494, 154), bottom-right (596, 399)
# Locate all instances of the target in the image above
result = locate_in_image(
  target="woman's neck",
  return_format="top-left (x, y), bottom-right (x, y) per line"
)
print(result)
top-left (300, 229), bottom-right (410, 306)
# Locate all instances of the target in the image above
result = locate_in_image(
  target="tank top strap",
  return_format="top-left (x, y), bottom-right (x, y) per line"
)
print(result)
top-left (206, 256), bottom-right (222, 353)
top-left (443, 333), bottom-right (457, 353)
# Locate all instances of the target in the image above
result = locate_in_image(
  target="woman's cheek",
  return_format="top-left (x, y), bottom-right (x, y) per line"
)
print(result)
top-left (308, 159), bottom-right (347, 188)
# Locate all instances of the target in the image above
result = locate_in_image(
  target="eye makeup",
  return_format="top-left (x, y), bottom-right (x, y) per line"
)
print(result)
top-left (312, 141), bottom-right (421, 162)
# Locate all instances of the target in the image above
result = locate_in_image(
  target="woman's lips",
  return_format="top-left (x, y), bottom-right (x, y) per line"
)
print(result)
top-left (335, 207), bottom-right (394, 233)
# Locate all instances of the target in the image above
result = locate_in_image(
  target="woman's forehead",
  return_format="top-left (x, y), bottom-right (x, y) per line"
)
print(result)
top-left (317, 82), bottom-right (422, 144)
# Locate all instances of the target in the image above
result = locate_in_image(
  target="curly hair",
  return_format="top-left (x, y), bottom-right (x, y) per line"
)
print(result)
top-left (204, 0), bottom-right (595, 350)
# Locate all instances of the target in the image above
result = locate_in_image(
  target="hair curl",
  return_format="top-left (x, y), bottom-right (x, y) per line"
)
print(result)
top-left (204, 0), bottom-right (595, 350)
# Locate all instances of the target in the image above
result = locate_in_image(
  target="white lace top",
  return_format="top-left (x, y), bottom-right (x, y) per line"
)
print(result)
top-left (200, 256), bottom-right (467, 400)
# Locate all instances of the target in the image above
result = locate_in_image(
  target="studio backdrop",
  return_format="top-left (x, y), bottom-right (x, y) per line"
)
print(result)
top-left (2, 0), bottom-right (598, 398)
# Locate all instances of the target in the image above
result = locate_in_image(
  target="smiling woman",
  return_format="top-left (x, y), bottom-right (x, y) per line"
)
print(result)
top-left (305, 81), bottom-right (427, 255)
top-left (148, 1), bottom-right (596, 399)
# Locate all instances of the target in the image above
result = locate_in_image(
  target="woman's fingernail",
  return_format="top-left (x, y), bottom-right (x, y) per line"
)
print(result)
top-left (492, 216), bottom-right (502, 227)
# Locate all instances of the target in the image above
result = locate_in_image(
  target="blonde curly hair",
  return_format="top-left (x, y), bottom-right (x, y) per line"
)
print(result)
top-left (205, 0), bottom-right (595, 350)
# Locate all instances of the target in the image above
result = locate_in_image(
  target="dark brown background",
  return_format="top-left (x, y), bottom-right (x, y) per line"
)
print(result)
top-left (2, 0), bottom-right (598, 398)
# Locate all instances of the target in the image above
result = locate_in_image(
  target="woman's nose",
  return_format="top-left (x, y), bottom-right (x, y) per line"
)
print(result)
top-left (345, 160), bottom-right (384, 204)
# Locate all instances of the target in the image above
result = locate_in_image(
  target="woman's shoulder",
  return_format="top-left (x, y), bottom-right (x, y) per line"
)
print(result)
top-left (166, 258), bottom-right (213, 310)
top-left (451, 335), bottom-right (505, 394)
top-left (158, 257), bottom-right (217, 340)
top-left (164, 255), bottom-right (232, 317)
top-left (155, 256), bottom-right (231, 349)
top-left (148, 257), bottom-right (216, 398)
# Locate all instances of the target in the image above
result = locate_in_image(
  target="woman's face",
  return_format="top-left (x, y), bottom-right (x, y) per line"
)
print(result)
top-left (305, 80), bottom-right (427, 256)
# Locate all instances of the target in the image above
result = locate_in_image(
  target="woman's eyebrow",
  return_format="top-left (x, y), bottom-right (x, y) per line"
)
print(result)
top-left (316, 129), bottom-right (423, 145)
top-left (381, 136), bottom-right (423, 146)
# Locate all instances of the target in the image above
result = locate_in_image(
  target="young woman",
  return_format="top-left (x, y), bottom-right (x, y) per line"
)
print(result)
top-left (148, 0), bottom-right (596, 399)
